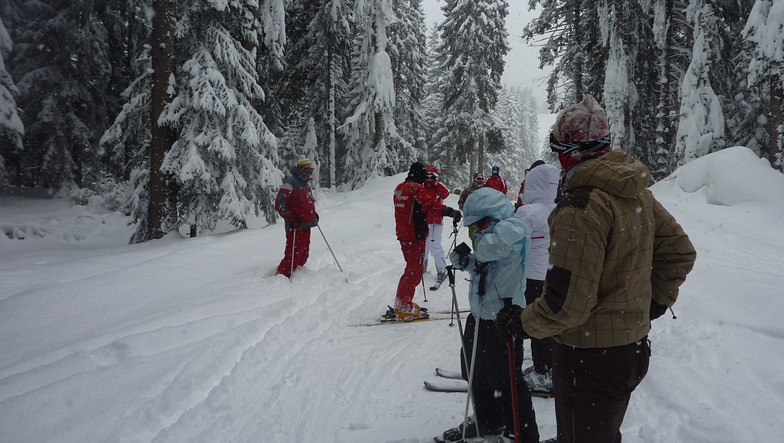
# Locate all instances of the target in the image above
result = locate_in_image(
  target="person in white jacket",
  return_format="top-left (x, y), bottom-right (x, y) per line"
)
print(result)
top-left (515, 162), bottom-right (560, 394)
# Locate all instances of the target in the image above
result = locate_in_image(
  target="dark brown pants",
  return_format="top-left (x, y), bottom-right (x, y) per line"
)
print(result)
top-left (552, 339), bottom-right (650, 443)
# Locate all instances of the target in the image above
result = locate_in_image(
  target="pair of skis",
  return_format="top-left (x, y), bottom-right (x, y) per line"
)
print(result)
top-left (424, 368), bottom-right (554, 399)
top-left (358, 308), bottom-right (469, 327)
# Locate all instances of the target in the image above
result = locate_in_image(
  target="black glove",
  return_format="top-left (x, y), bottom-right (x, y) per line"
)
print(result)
top-left (495, 304), bottom-right (526, 342)
top-left (442, 206), bottom-right (462, 223)
top-left (454, 242), bottom-right (471, 268)
top-left (289, 217), bottom-right (300, 228)
top-left (650, 299), bottom-right (668, 321)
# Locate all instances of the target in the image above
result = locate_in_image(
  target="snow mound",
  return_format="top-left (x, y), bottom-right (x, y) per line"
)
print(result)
top-left (653, 146), bottom-right (784, 207)
top-left (1, 222), bottom-right (87, 242)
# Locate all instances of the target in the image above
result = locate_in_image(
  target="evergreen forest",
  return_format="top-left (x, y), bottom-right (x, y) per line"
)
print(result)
top-left (0, 0), bottom-right (781, 242)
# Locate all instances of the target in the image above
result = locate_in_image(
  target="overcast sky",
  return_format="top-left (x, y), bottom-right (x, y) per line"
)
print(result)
top-left (420, 0), bottom-right (553, 113)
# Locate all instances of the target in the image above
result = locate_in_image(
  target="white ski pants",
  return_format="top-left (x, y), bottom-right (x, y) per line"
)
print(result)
top-left (425, 223), bottom-right (447, 271)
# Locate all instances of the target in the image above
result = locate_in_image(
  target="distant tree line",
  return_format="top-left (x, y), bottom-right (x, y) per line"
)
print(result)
top-left (0, 0), bottom-right (781, 242)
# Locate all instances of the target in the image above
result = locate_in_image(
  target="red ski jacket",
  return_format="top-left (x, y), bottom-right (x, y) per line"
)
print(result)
top-left (275, 167), bottom-right (318, 231)
top-left (394, 179), bottom-right (446, 241)
top-left (484, 175), bottom-right (509, 195)
top-left (423, 180), bottom-right (450, 225)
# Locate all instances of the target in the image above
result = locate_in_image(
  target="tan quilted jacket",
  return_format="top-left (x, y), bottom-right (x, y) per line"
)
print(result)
top-left (521, 150), bottom-right (696, 348)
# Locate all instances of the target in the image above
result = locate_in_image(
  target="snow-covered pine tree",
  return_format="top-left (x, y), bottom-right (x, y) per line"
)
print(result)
top-left (744, 0), bottom-right (784, 172)
top-left (524, 0), bottom-right (606, 111)
top-left (0, 15), bottom-right (22, 187)
top-left (651, 0), bottom-right (692, 180)
top-left (99, 45), bottom-right (152, 219)
top-left (302, 0), bottom-right (353, 188)
top-left (8, 0), bottom-right (115, 191)
top-left (341, 0), bottom-right (400, 188)
top-left (98, 0), bottom-right (152, 182)
top-left (421, 23), bottom-right (455, 180)
top-left (490, 86), bottom-right (526, 184)
top-left (520, 88), bottom-right (542, 165)
top-left (601, 0), bottom-right (644, 160)
top-left (158, 0), bottom-right (282, 234)
top-left (718, 1), bottom-right (765, 159)
top-left (670, 0), bottom-right (725, 172)
top-left (388, 0), bottom-right (428, 167)
top-left (435, 0), bottom-right (509, 176)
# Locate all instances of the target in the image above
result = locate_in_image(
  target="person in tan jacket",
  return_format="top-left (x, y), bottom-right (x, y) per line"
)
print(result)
top-left (496, 95), bottom-right (697, 443)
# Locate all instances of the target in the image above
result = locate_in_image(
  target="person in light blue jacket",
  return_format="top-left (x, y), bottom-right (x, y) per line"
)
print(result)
top-left (437, 187), bottom-right (539, 443)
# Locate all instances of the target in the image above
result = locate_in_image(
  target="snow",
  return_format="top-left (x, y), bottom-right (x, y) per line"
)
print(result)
top-left (2, 146), bottom-right (784, 442)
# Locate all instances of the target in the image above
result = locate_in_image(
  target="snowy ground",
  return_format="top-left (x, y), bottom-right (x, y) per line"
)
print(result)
top-left (1, 146), bottom-right (783, 443)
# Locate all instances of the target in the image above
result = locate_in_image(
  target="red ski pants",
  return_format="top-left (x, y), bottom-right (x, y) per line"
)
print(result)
top-left (276, 228), bottom-right (311, 277)
top-left (394, 239), bottom-right (425, 310)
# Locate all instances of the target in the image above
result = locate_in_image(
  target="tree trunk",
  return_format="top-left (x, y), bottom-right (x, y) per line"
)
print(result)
top-left (327, 48), bottom-right (337, 188)
top-left (654, 0), bottom-right (674, 179)
top-left (477, 135), bottom-right (486, 177)
top-left (769, 80), bottom-right (783, 172)
top-left (147, 0), bottom-right (177, 241)
top-left (374, 111), bottom-right (384, 152)
top-left (571, 0), bottom-right (583, 102)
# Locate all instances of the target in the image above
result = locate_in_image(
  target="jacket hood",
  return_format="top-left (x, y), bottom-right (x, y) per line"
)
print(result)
top-left (462, 187), bottom-right (514, 226)
top-left (565, 150), bottom-right (650, 198)
top-left (522, 164), bottom-right (560, 204)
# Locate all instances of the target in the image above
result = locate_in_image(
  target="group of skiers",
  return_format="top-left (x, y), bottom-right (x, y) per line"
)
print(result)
top-left (273, 95), bottom-right (697, 443)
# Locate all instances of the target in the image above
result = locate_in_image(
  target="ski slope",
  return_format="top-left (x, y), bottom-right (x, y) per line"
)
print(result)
top-left (1, 146), bottom-right (783, 442)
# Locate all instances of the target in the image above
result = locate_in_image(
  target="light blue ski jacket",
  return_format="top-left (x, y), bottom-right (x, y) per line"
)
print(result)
top-left (449, 187), bottom-right (529, 320)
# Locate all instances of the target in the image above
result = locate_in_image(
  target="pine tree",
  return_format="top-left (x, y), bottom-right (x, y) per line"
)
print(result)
top-left (388, 0), bottom-right (428, 166)
top-left (158, 0), bottom-right (282, 235)
top-left (342, 0), bottom-right (400, 188)
top-left (743, 0), bottom-right (784, 172)
top-left (670, 0), bottom-right (726, 171)
top-left (301, 0), bottom-right (354, 188)
top-left (0, 15), bottom-right (22, 187)
top-left (490, 86), bottom-right (528, 184)
top-left (8, 0), bottom-right (116, 191)
top-left (435, 0), bottom-right (509, 176)
top-left (651, 0), bottom-right (692, 180)
top-left (601, 0), bottom-right (652, 161)
top-left (523, 0), bottom-right (606, 110)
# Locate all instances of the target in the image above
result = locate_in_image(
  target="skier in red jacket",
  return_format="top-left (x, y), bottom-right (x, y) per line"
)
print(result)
top-left (388, 162), bottom-right (461, 320)
top-left (484, 165), bottom-right (509, 196)
top-left (275, 156), bottom-right (319, 277)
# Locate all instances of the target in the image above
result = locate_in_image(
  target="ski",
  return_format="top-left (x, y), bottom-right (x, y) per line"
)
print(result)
top-left (435, 367), bottom-right (463, 380)
top-left (424, 380), bottom-right (468, 393)
top-left (357, 317), bottom-right (455, 327)
top-left (355, 306), bottom-right (469, 327)
top-left (429, 272), bottom-right (447, 290)
top-left (428, 308), bottom-right (470, 315)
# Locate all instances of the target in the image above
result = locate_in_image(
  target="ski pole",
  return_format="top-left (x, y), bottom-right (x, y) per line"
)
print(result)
top-left (317, 225), bottom-right (349, 283)
top-left (463, 301), bottom-right (482, 440)
top-left (317, 225), bottom-right (346, 274)
top-left (447, 266), bottom-right (459, 327)
top-left (447, 220), bottom-right (461, 320)
top-left (420, 251), bottom-right (428, 303)
top-left (507, 338), bottom-right (522, 443)
top-left (446, 218), bottom-right (461, 255)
